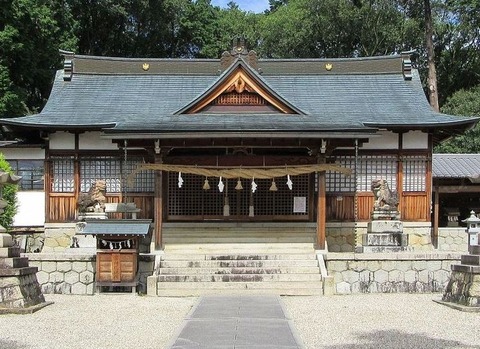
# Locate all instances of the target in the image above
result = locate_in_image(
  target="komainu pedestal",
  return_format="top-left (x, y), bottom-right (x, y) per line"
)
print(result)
top-left (357, 180), bottom-right (408, 253)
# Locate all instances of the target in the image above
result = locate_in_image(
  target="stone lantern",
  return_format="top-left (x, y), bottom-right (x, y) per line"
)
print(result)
top-left (0, 170), bottom-right (50, 313)
top-left (461, 210), bottom-right (480, 252)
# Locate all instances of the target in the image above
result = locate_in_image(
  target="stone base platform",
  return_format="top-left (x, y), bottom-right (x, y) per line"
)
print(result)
top-left (358, 219), bottom-right (408, 253)
top-left (441, 245), bottom-right (480, 310)
top-left (1, 232), bottom-right (49, 312)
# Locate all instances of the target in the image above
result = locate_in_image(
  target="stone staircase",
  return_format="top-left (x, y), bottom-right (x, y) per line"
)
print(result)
top-left (147, 223), bottom-right (325, 296)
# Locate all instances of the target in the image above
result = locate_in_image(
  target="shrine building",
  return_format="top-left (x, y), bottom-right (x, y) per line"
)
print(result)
top-left (0, 41), bottom-right (477, 254)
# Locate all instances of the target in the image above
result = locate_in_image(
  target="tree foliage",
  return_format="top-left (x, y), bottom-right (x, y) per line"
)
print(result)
top-left (0, 154), bottom-right (18, 231)
top-left (1, 0), bottom-right (479, 151)
top-left (434, 85), bottom-right (480, 153)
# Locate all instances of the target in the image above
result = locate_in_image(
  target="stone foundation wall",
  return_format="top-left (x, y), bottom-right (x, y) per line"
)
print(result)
top-left (326, 252), bottom-right (461, 294)
top-left (326, 223), bottom-right (433, 252)
top-left (42, 223), bottom-right (77, 253)
top-left (437, 228), bottom-right (468, 252)
top-left (27, 253), bottom-right (155, 295)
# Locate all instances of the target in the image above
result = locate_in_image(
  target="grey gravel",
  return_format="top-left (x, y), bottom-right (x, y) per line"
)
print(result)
top-left (0, 293), bottom-right (479, 349)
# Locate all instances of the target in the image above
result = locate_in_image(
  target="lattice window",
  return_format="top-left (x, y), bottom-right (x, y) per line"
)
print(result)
top-left (357, 155), bottom-right (397, 192)
top-left (80, 157), bottom-right (154, 193)
top-left (51, 156), bottom-right (74, 193)
top-left (167, 173), bottom-right (309, 217)
top-left (326, 156), bottom-right (356, 193)
top-left (10, 160), bottom-right (44, 191)
top-left (403, 155), bottom-right (427, 191)
top-left (213, 92), bottom-right (265, 105)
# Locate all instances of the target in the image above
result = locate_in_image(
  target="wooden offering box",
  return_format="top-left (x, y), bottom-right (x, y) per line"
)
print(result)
top-left (80, 219), bottom-right (151, 292)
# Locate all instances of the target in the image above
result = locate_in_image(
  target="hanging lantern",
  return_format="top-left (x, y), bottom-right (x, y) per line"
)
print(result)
top-left (269, 179), bottom-right (278, 191)
top-left (235, 178), bottom-right (243, 190)
top-left (286, 174), bottom-right (293, 190)
top-left (178, 172), bottom-right (184, 188)
top-left (218, 176), bottom-right (225, 192)
top-left (203, 177), bottom-right (210, 190)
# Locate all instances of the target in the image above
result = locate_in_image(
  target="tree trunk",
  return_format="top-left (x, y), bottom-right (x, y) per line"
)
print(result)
top-left (425, 0), bottom-right (439, 112)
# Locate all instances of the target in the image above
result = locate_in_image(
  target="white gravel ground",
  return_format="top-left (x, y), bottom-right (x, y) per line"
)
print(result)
top-left (0, 293), bottom-right (479, 349)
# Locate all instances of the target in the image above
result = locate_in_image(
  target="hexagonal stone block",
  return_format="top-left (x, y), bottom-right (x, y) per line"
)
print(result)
top-left (86, 283), bottom-right (95, 295)
top-left (79, 270), bottom-right (94, 285)
top-left (41, 261), bottom-right (57, 273)
top-left (342, 269), bottom-right (359, 284)
top-left (72, 262), bottom-right (87, 273)
top-left (49, 271), bottom-right (64, 283)
top-left (433, 270), bottom-right (451, 285)
top-left (374, 269), bottom-right (389, 284)
top-left (57, 261), bottom-right (72, 272)
top-left (336, 281), bottom-right (351, 294)
top-left (36, 271), bottom-right (49, 285)
top-left (64, 271), bottom-right (80, 284)
top-left (417, 269), bottom-right (431, 283)
top-left (388, 270), bottom-right (404, 282)
top-left (404, 270), bottom-right (417, 283)
top-left (71, 282), bottom-right (87, 294)
top-left (380, 261), bottom-right (397, 272)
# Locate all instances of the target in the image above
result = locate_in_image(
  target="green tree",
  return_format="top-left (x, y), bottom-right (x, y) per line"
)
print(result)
top-left (0, 0), bottom-right (77, 122)
top-left (0, 154), bottom-right (18, 231)
top-left (434, 85), bottom-right (480, 153)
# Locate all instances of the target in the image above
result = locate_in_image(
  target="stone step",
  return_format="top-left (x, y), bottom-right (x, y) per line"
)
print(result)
top-left (0, 247), bottom-right (20, 258)
top-left (0, 257), bottom-right (30, 269)
top-left (158, 266), bottom-right (321, 275)
top-left (163, 243), bottom-right (315, 253)
top-left (162, 253), bottom-right (317, 261)
top-left (163, 237), bottom-right (315, 244)
top-left (160, 259), bottom-right (319, 268)
top-left (461, 254), bottom-right (480, 266)
top-left (157, 273), bottom-right (322, 282)
top-left (359, 246), bottom-right (411, 253)
top-left (156, 281), bottom-right (323, 291)
top-left (156, 287), bottom-right (324, 296)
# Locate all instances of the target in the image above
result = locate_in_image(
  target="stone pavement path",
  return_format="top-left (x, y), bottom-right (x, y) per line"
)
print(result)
top-left (168, 295), bottom-right (304, 349)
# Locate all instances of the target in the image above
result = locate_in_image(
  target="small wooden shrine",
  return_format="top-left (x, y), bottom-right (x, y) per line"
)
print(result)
top-left (79, 219), bottom-right (151, 293)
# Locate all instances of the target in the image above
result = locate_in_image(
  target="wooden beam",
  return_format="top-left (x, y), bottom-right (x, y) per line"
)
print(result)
top-left (437, 186), bottom-right (480, 193)
top-left (316, 171), bottom-right (326, 250)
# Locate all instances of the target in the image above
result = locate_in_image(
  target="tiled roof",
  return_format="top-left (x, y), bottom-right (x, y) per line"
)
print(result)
top-left (80, 219), bottom-right (152, 236)
top-left (0, 54), bottom-right (477, 135)
top-left (432, 154), bottom-right (480, 178)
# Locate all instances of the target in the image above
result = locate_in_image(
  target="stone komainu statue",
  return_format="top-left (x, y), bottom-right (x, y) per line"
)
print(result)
top-left (371, 179), bottom-right (399, 211)
top-left (77, 179), bottom-right (107, 213)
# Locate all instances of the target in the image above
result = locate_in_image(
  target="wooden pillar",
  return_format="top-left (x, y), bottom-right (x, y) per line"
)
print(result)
top-left (154, 153), bottom-right (163, 250)
top-left (433, 187), bottom-right (439, 248)
top-left (316, 171), bottom-right (326, 250)
top-left (397, 132), bottom-right (404, 220)
top-left (74, 133), bottom-right (80, 221)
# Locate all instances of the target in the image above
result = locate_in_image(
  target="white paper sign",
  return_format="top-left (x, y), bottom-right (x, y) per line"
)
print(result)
top-left (293, 197), bottom-right (306, 213)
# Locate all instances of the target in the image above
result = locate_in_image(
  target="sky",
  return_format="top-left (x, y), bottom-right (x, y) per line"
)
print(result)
top-left (210, 0), bottom-right (270, 13)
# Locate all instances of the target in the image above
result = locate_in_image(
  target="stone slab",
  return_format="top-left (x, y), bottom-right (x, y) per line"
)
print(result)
top-left (434, 300), bottom-right (480, 313)
top-left (0, 266), bottom-right (38, 276)
top-left (0, 301), bottom-right (54, 314)
top-left (367, 220), bottom-right (403, 234)
top-left (0, 233), bottom-right (13, 248)
top-left (461, 254), bottom-right (480, 266)
top-left (451, 264), bottom-right (480, 273)
top-left (0, 257), bottom-right (29, 269)
top-left (469, 245), bottom-right (480, 255)
top-left (167, 295), bottom-right (303, 349)
top-left (357, 246), bottom-right (410, 253)
top-left (362, 233), bottom-right (407, 247)
top-left (0, 247), bottom-right (20, 258)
